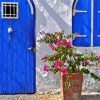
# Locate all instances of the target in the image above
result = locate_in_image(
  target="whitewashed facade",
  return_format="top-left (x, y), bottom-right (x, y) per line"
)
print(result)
top-left (34, 0), bottom-right (100, 92)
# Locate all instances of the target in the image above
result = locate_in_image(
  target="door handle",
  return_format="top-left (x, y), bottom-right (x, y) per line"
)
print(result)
top-left (28, 47), bottom-right (36, 53)
top-left (98, 11), bottom-right (100, 13)
top-left (8, 27), bottom-right (13, 40)
top-left (73, 10), bottom-right (88, 16)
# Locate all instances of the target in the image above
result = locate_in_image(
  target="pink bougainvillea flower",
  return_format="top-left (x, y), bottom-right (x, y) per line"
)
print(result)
top-left (43, 64), bottom-right (48, 71)
top-left (62, 39), bottom-right (68, 45)
top-left (61, 66), bottom-right (68, 75)
top-left (62, 39), bottom-right (67, 43)
top-left (82, 60), bottom-right (89, 66)
top-left (56, 39), bottom-right (72, 48)
top-left (56, 38), bottom-right (61, 43)
top-left (58, 68), bottom-right (62, 73)
top-left (96, 56), bottom-right (100, 59)
top-left (56, 39), bottom-right (71, 47)
top-left (56, 39), bottom-right (62, 47)
top-left (55, 59), bottom-right (60, 68)
top-left (56, 42), bottom-right (61, 47)
top-left (56, 39), bottom-right (68, 47)
top-left (58, 38), bottom-right (62, 41)
top-left (66, 41), bottom-right (72, 47)
top-left (55, 59), bottom-right (64, 69)
top-left (48, 44), bottom-right (55, 50)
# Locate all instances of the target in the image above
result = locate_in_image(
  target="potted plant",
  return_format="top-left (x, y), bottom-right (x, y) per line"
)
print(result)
top-left (38, 31), bottom-right (100, 100)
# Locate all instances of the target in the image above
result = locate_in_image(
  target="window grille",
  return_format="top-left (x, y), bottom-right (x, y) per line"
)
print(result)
top-left (2, 2), bottom-right (18, 19)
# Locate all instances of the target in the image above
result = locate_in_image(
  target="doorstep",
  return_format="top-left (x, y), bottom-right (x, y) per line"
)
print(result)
top-left (82, 92), bottom-right (100, 100)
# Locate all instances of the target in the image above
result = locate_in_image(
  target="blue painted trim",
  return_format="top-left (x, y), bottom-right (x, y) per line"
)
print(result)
top-left (30, 0), bottom-right (36, 93)
top-left (30, 0), bottom-right (36, 15)
top-left (27, 0), bottom-right (34, 14)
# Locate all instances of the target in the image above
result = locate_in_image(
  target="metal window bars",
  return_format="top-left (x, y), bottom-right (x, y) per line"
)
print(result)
top-left (2, 2), bottom-right (18, 19)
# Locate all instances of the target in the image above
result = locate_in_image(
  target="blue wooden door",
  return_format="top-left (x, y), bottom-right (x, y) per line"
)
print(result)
top-left (72, 0), bottom-right (91, 47)
top-left (0, 1), bottom-right (36, 94)
top-left (94, 0), bottom-right (100, 46)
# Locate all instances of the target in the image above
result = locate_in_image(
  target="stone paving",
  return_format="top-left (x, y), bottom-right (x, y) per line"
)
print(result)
top-left (0, 94), bottom-right (60, 100)
top-left (0, 93), bottom-right (100, 100)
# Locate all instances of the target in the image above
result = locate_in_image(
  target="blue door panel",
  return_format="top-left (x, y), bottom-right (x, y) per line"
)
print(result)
top-left (0, 0), bottom-right (36, 94)
top-left (75, 0), bottom-right (90, 10)
top-left (72, 0), bottom-right (91, 47)
top-left (94, 0), bottom-right (100, 46)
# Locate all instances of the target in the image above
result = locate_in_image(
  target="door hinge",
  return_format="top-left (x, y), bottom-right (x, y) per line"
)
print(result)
top-left (73, 10), bottom-right (88, 16)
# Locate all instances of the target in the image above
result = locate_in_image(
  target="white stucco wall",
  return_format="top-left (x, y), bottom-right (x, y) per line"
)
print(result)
top-left (34, 0), bottom-right (100, 92)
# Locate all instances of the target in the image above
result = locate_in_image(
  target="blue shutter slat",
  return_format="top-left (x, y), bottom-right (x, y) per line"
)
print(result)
top-left (94, 0), bottom-right (100, 46)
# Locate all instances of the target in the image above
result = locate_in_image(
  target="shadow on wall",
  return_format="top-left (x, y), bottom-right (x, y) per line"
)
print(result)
top-left (36, 8), bottom-right (47, 33)
top-left (62, 0), bottom-right (72, 5)
top-left (35, 0), bottom-right (73, 92)
top-left (36, 0), bottom-right (72, 33)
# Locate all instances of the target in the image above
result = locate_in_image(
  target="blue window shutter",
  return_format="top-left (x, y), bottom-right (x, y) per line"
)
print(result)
top-left (93, 0), bottom-right (100, 46)
top-left (72, 0), bottom-right (91, 47)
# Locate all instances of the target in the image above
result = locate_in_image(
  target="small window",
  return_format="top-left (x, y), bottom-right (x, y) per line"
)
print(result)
top-left (2, 2), bottom-right (18, 19)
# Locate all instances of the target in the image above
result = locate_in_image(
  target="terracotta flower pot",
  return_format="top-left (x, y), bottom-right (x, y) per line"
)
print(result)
top-left (61, 73), bottom-right (83, 100)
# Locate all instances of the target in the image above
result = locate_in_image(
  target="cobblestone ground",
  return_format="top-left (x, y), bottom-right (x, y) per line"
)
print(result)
top-left (0, 94), bottom-right (61, 100)
top-left (0, 93), bottom-right (100, 100)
